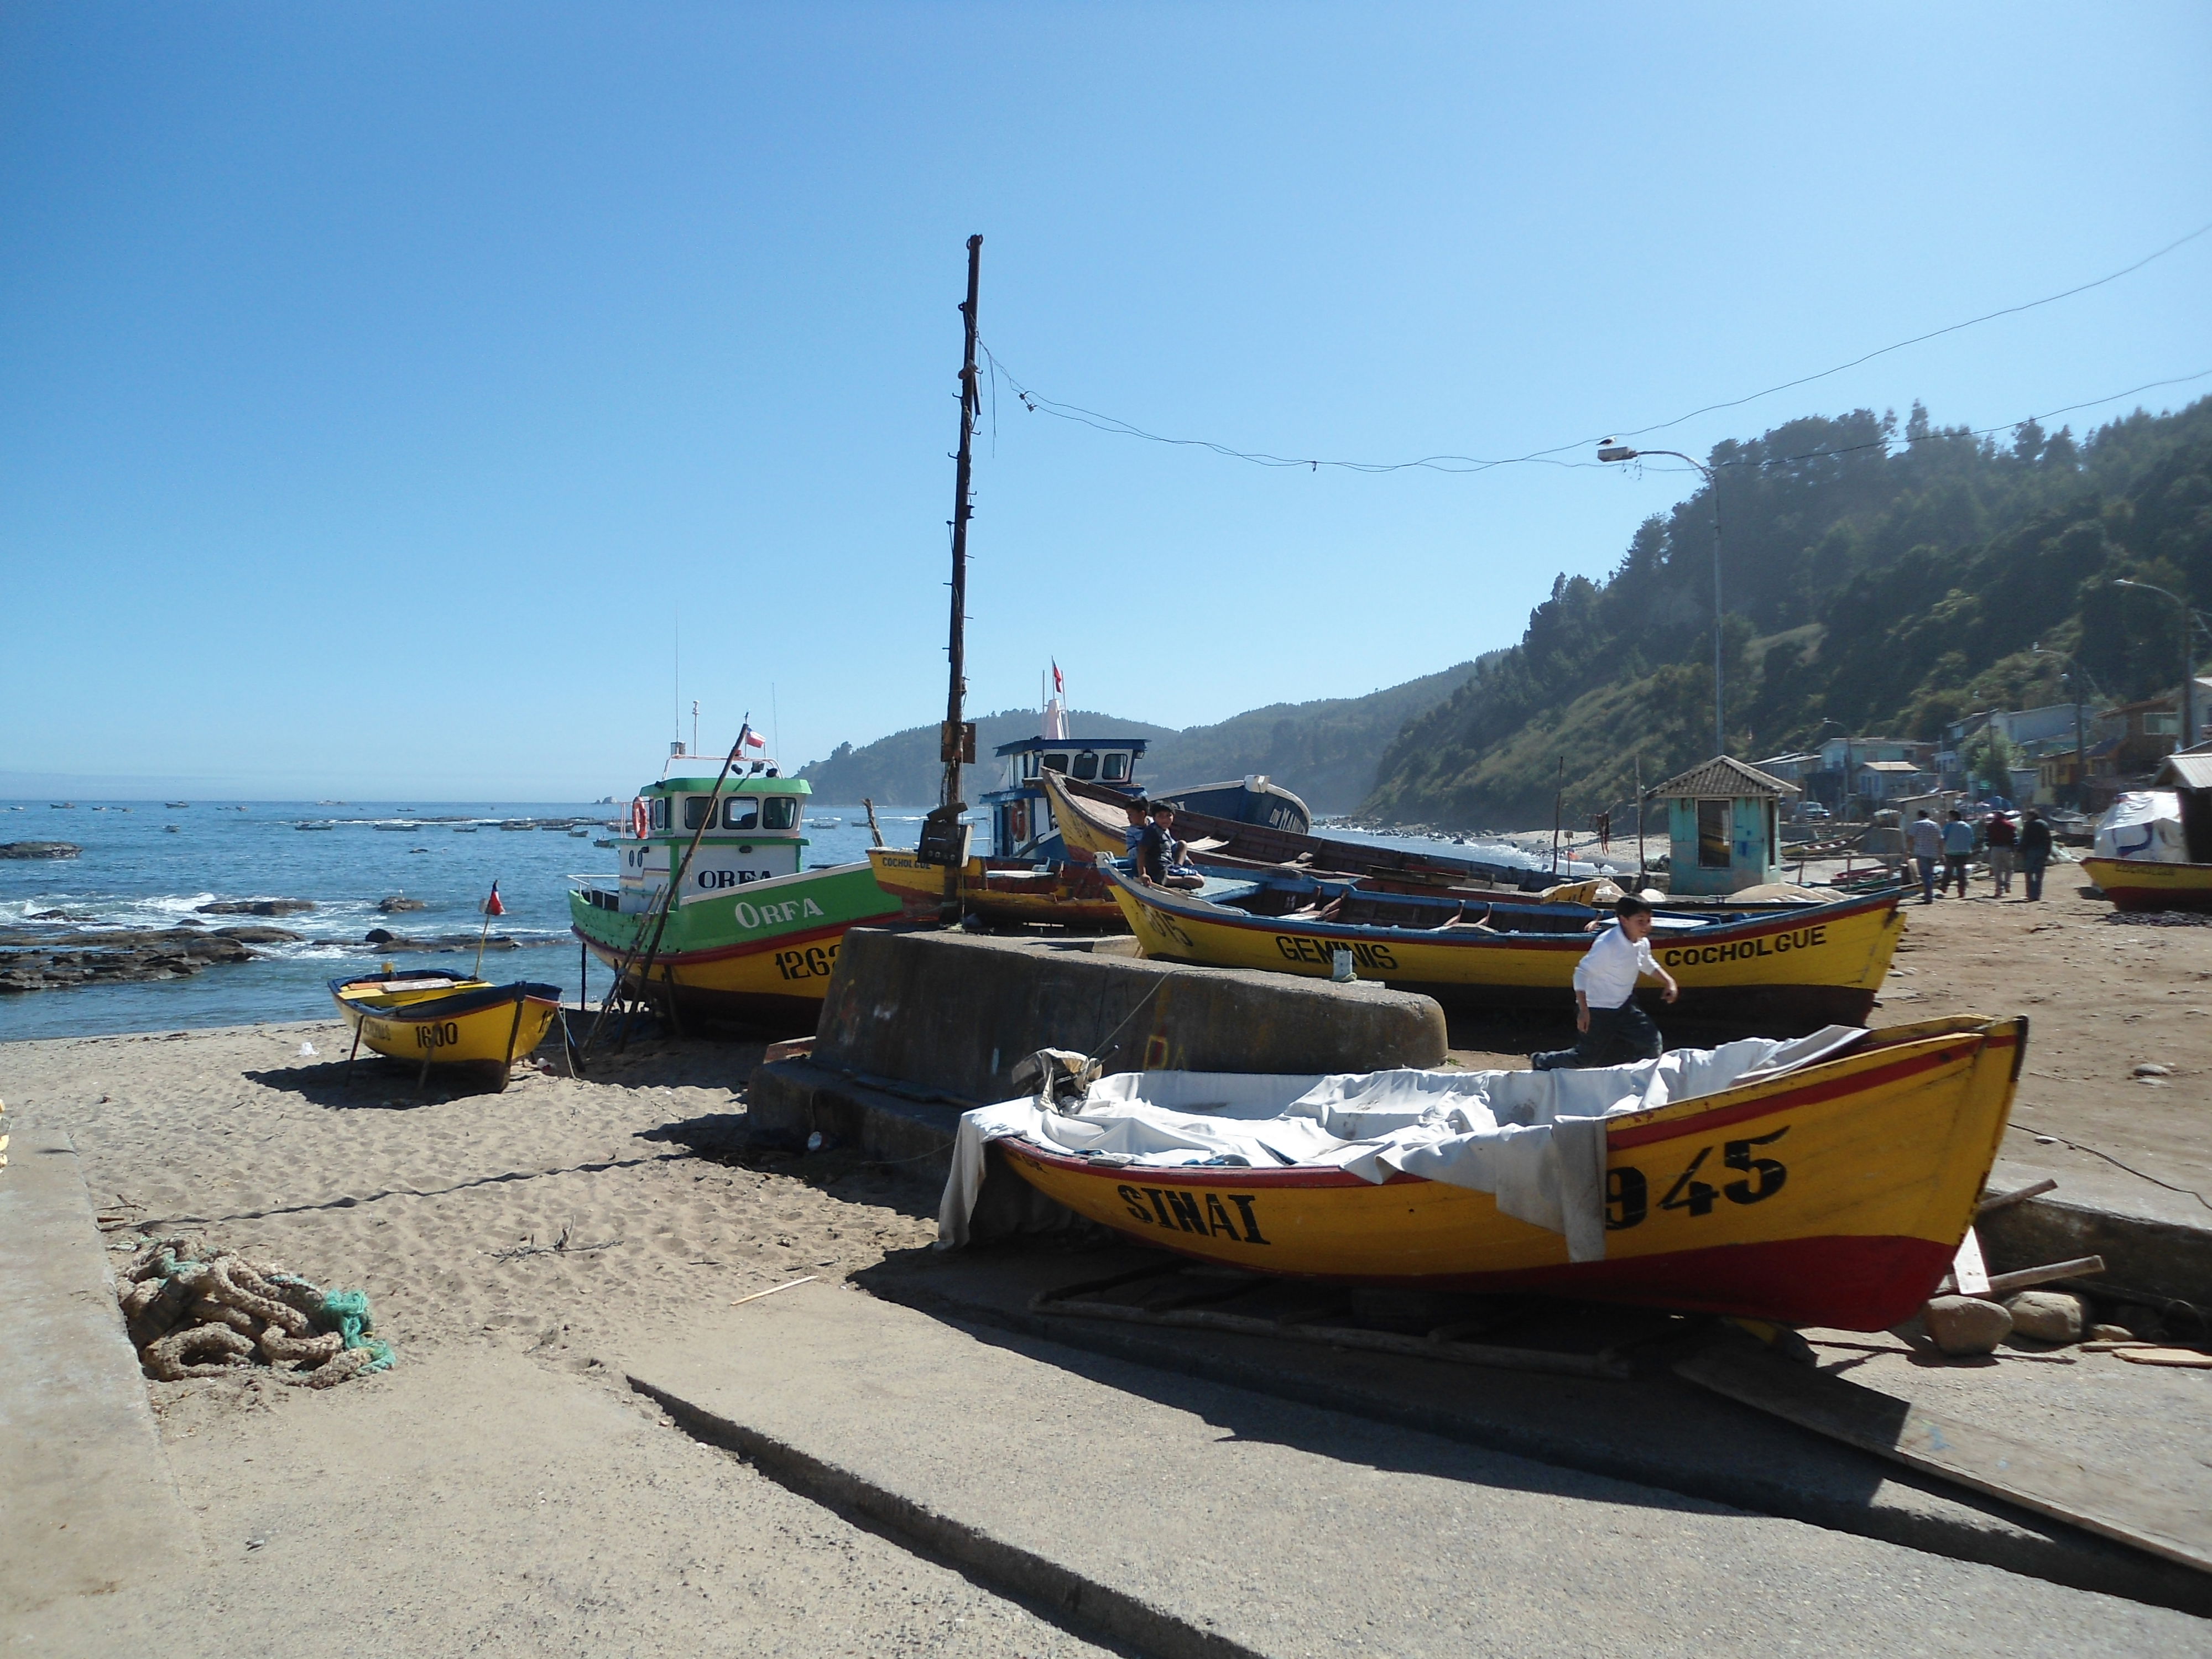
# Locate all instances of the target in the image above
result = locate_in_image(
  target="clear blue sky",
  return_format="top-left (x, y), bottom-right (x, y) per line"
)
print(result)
top-left (4, 4), bottom-right (2208, 799)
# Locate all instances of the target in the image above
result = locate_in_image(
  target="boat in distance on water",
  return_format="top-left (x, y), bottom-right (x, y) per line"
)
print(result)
top-left (568, 748), bottom-right (904, 1028)
top-left (961, 1015), bottom-right (2020, 1331)
top-left (329, 970), bottom-right (563, 1088)
top-left (1097, 862), bottom-right (1904, 1029)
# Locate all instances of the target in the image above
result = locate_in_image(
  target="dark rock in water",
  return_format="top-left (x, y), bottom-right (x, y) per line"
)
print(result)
top-left (363, 928), bottom-right (522, 952)
top-left (1, 842), bottom-right (81, 859)
top-left (196, 898), bottom-right (316, 916)
top-left (28, 909), bottom-right (95, 921)
top-left (0, 923), bottom-right (270, 993)
top-left (212, 925), bottom-right (304, 944)
top-left (377, 896), bottom-right (429, 912)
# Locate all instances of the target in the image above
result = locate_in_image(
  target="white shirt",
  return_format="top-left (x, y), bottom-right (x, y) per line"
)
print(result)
top-left (1573, 924), bottom-right (1660, 1010)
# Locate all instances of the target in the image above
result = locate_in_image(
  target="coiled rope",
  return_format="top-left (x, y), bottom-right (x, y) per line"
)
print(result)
top-left (117, 1235), bottom-right (394, 1388)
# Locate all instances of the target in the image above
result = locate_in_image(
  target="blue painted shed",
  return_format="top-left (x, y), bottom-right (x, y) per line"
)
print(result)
top-left (1650, 755), bottom-right (1798, 896)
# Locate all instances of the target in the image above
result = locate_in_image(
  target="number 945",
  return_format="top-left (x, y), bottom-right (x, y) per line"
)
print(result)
top-left (1606, 1127), bottom-right (1788, 1230)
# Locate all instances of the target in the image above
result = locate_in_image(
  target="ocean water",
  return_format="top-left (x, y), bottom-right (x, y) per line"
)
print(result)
top-left (0, 799), bottom-right (1584, 1042)
top-left (0, 799), bottom-right (927, 1042)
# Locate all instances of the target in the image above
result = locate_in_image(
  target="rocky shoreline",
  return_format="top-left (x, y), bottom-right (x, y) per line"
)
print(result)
top-left (0, 924), bottom-right (301, 994)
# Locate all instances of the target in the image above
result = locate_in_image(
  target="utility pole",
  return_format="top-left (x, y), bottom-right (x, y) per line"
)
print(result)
top-left (918, 235), bottom-right (984, 923)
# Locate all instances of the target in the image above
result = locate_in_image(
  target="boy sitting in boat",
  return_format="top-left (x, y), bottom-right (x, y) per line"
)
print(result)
top-left (1139, 802), bottom-right (1206, 891)
top-left (1531, 895), bottom-right (1680, 1071)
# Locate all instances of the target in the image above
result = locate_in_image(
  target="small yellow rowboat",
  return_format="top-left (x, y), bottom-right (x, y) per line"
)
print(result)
top-left (2080, 855), bottom-right (2212, 913)
top-left (975, 1015), bottom-right (2022, 1331)
top-left (329, 970), bottom-right (564, 1088)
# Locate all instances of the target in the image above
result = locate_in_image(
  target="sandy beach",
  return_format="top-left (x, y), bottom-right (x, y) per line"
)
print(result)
top-left (3, 1024), bottom-right (1112, 1657)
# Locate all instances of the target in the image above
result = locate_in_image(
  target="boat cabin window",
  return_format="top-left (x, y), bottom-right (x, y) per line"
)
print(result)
top-left (1072, 750), bottom-right (1100, 781)
top-left (651, 796), bottom-right (670, 831)
top-left (1101, 751), bottom-right (1129, 782)
top-left (723, 795), bottom-right (761, 831)
top-left (762, 796), bottom-right (797, 831)
top-left (1043, 752), bottom-right (1070, 776)
top-left (1696, 799), bottom-right (1729, 869)
top-left (684, 795), bottom-right (714, 832)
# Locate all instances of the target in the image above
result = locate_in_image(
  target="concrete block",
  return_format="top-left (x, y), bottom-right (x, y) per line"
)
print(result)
top-left (806, 926), bottom-right (1449, 1107)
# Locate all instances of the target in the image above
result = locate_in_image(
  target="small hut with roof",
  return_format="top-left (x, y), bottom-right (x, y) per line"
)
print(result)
top-left (1648, 755), bottom-right (1799, 896)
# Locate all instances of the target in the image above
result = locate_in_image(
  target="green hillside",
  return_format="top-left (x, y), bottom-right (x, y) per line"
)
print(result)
top-left (1364, 397), bottom-right (2212, 828)
top-left (795, 660), bottom-right (1486, 811)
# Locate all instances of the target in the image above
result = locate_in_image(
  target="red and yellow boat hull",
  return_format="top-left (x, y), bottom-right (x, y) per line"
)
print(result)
top-left (995, 1016), bottom-right (2021, 1331)
top-left (2081, 855), bottom-right (2212, 912)
top-left (867, 846), bottom-right (1125, 929)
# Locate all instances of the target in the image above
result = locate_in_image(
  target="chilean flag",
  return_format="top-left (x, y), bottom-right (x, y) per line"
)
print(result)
top-left (744, 729), bottom-right (766, 749)
top-left (482, 880), bottom-right (505, 917)
top-left (1051, 660), bottom-right (1065, 694)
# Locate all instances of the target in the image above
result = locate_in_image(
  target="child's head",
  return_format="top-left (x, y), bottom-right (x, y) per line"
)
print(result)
top-left (1126, 798), bottom-right (1150, 822)
top-left (1615, 894), bottom-right (1654, 938)
top-left (1150, 802), bottom-right (1175, 822)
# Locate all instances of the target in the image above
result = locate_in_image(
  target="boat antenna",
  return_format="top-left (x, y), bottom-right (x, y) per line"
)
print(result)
top-left (691, 700), bottom-right (700, 759)
top-left (917, 234), bottom-right (983, 924)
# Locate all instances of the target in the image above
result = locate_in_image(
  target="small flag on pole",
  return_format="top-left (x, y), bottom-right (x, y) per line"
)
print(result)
top-left (482, 880), bottom-right (505, 917)
top-left (743, 730), bottom-right (766, 749)
top-left (1052, 660), bottom-right (1064, 694)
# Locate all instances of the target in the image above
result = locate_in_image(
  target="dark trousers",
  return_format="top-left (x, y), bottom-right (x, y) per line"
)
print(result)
top-left (1944, 853), bottom-right (1971, 896)
top-left (2023, 850), bottom-right (2049, 901)
top-left (1532, 1001), bottom-right (1663, 1071)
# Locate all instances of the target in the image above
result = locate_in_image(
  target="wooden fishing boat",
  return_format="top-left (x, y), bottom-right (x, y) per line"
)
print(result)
top-left (2080, 855), bottom-right (2212, 912)
top-left (1099, 862), bottom-right (1904, 1027)
top-left (988, 1016), bottom-right (2022, 1331)
top-left (328, 970), bottom-right (563, 1086)
top-left (866, 846), bottom-right (1125, 927)
top-left (568, 758), bottom-right (905, 1027)
top-left (1043, 768), bottom-right (1553, 895)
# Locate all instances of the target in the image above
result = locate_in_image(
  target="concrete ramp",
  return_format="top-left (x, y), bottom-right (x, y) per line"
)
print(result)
top-left (622, 1285), bottom-right (2204, 1658)
top-left (0, 1133), bottom-right (194, 1637)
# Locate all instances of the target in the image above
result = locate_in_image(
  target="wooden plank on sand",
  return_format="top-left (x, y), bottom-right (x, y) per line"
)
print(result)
top-left (1675, 1344), bottom-right (2211, 1574)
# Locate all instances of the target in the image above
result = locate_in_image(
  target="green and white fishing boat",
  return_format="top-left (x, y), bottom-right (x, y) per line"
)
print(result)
top-left (569, 743), bottom-right (903, 1028)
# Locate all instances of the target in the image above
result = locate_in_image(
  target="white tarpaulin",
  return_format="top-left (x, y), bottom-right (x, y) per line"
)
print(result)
top-left (2094, 791), bottom-right (2185, 862)
top-left (938, 1027), bottom-right (1867, 1261)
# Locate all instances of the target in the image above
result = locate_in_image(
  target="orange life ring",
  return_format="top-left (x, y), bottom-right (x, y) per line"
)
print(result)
top-left (630, 797), bottom-right (649, 839)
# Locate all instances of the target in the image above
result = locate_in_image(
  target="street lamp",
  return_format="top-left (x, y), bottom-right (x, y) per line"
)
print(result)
top-left (2114, 578), bottom-right (2197, 749)
top-left (2030, 644), bottom-right (2108, 808)
top-left (1600, 440), bottom-right (1725, 757)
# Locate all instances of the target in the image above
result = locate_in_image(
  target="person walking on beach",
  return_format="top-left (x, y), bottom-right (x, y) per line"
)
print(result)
top-left (2020, 808), bottom-right (2054, 901)
top-left (1531, 895), bottom-right (1680, 1071)
top-left (1984, 809), bottom-right (2018, 898)
top-left (1908, 809), bottom-right (1944, 904)
top-left (1941, 810), bottom-right (1976, 898)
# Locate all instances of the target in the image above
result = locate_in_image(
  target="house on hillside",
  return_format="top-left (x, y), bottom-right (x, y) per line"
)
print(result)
top-left (2102, 694), bottom-right (2189, 783)
top-left (1805, 736), bottom-right (1931, 815)
top-left (1856, 759), bottom-right (1936, 803)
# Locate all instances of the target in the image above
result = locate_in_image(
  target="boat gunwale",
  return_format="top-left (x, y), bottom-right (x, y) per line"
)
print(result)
top-left (1100, 860), bottom-right (1901, 951)
top-left (328, 976), bottom-right (563, 1022)
top-left (989, 1022), bottom-right (2003, 1191)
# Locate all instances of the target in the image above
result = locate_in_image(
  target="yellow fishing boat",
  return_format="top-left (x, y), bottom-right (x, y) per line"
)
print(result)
top-left (329, 970), bottom-right (564, 1087)
top-left (2080, 855), bottom-right (2212, 913)
top-left (1099, 862), bottom-right (1903, 1028)
top-left (866, 846), bottom-right (1126, 928)
top-left (968, 1016), bottom-right (2021, 1331)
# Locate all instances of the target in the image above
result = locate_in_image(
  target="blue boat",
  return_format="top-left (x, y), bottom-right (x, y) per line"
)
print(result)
top-left (982, 733), bottom-right (1311, 864)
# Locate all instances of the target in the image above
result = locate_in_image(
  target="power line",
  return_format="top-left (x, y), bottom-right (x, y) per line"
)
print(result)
top-left (1605, 368), bottom-right (2212, 479)
top-left (981, 215), bottom-right (2212, 478)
